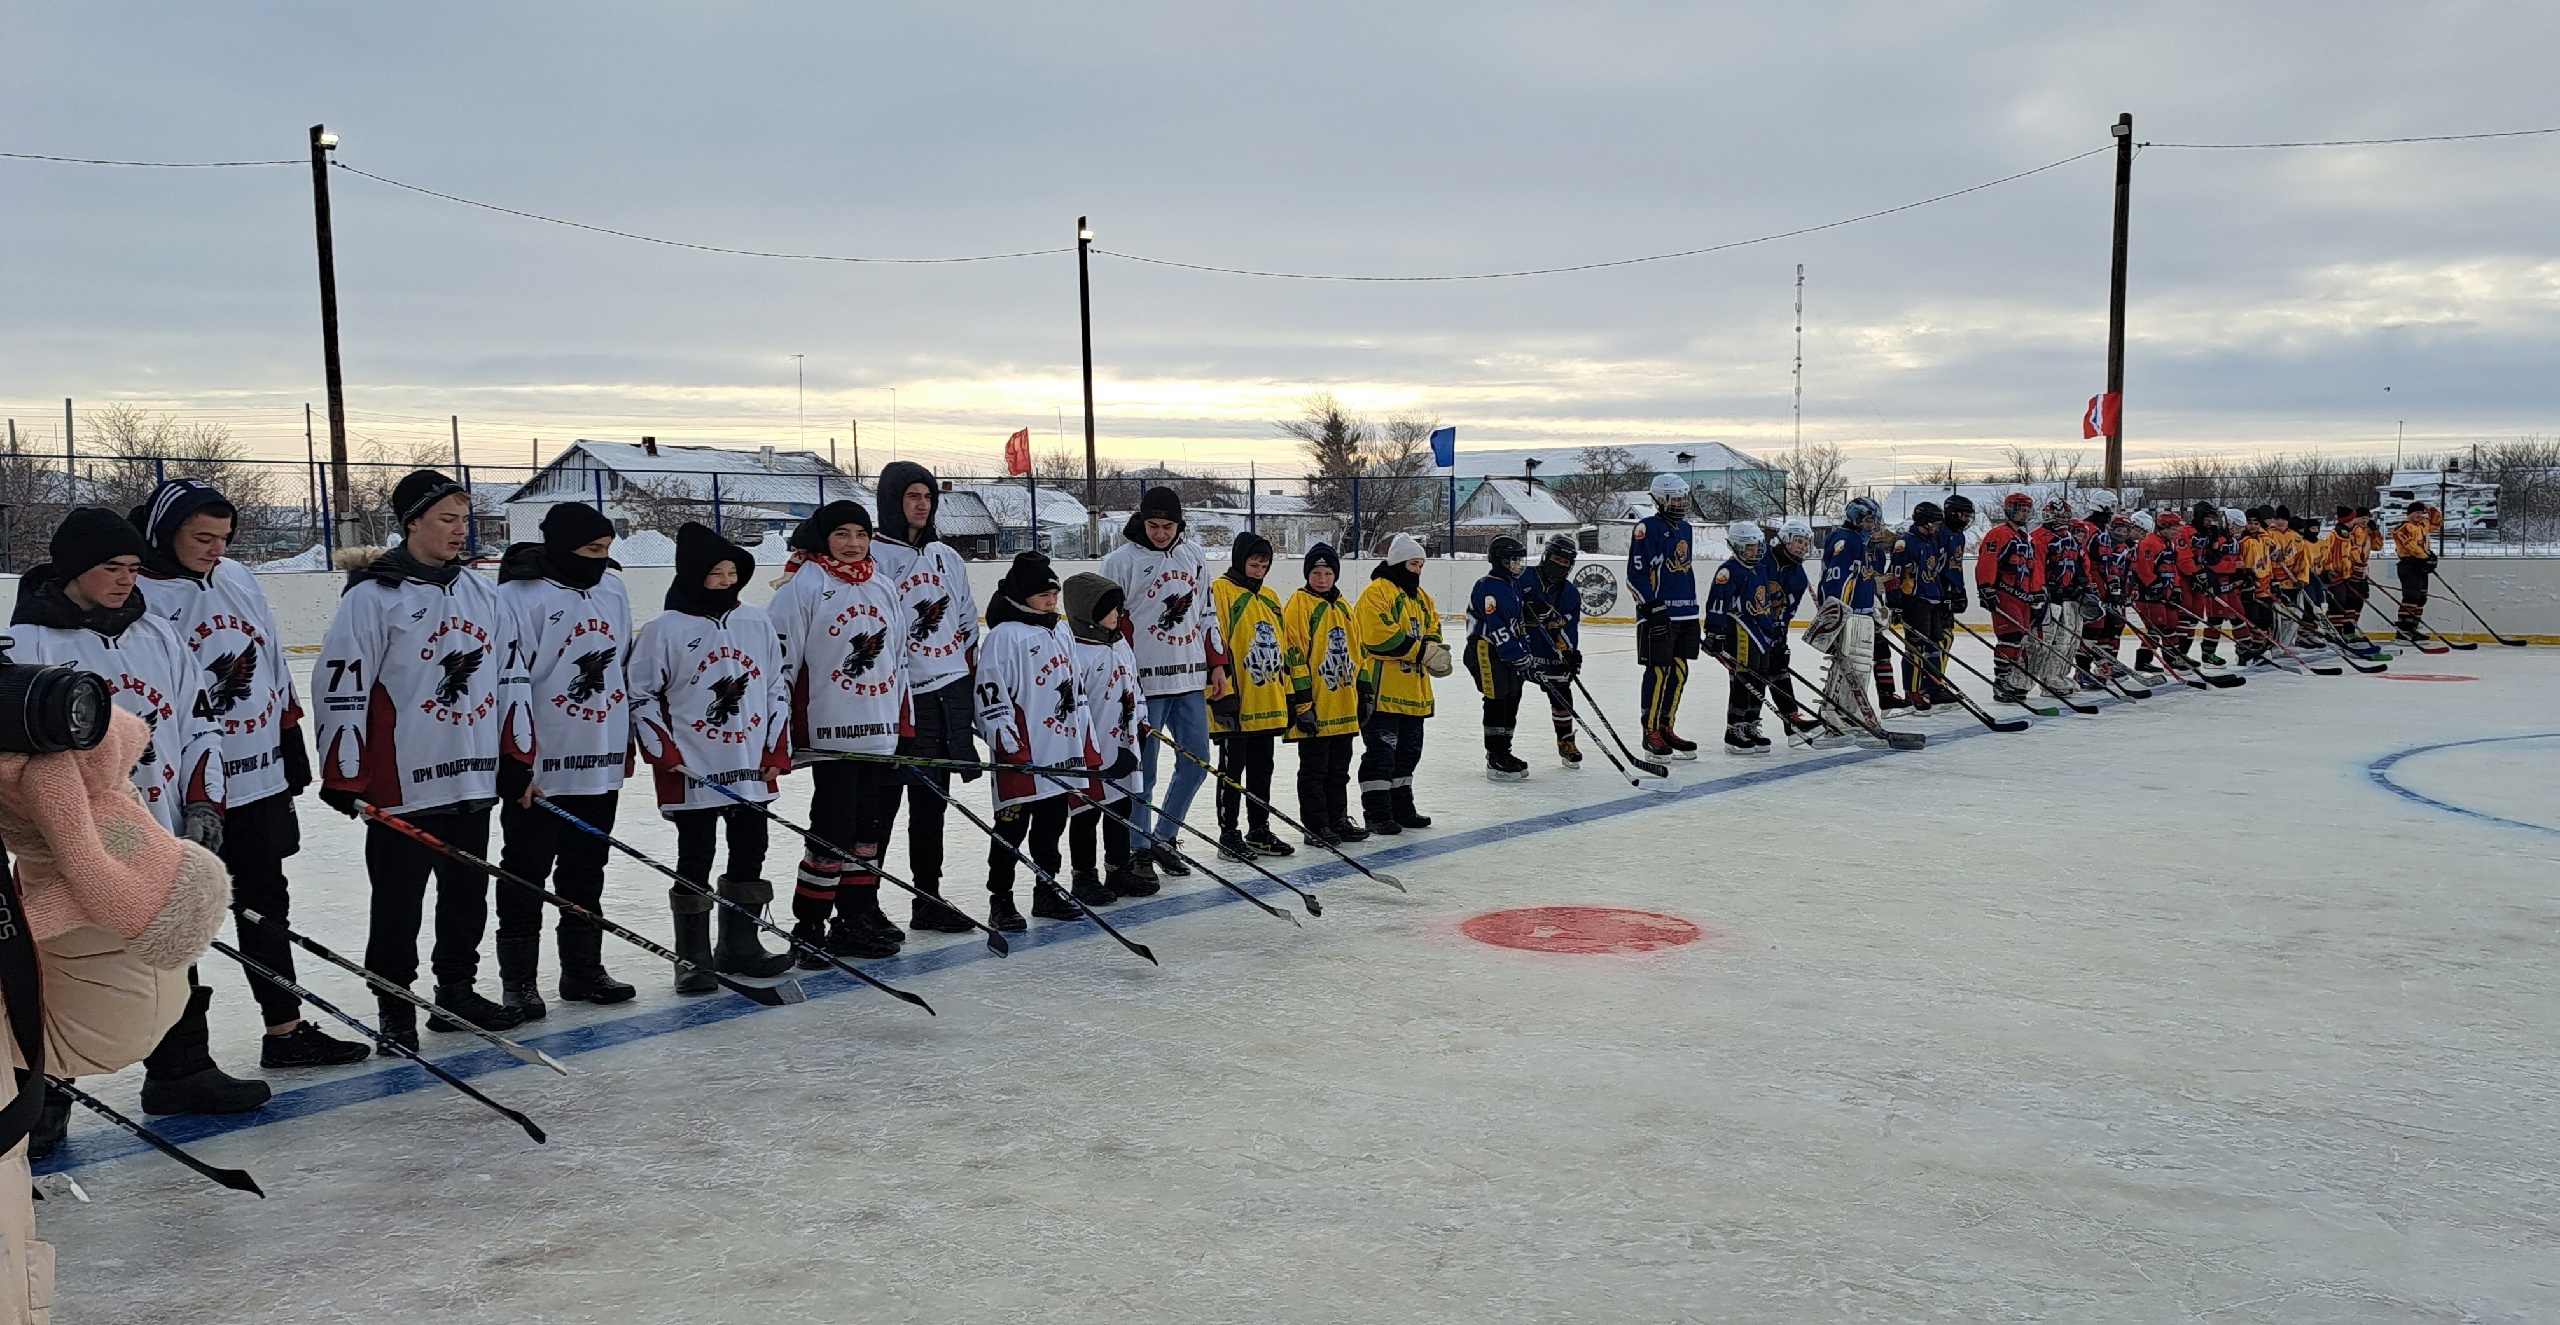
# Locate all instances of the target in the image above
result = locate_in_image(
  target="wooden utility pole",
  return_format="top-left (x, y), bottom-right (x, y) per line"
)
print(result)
top-left (2103, 112), bottom-right (2133, 491)
top-left (310, 124), bottom-right (358, 546)
top-left (1078, 216), bottom-right (1099, 554)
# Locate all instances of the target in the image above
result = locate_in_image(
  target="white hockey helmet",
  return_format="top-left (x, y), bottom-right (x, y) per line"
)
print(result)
top-left (1726, 519), bottom-right (1764, 547)
top-left (1778, 515), bottom-right (1814, 544)
top-left (1648, 472), bottom-right (1689, 512)
top-left (2127, 510), bottom-right (2155, 534)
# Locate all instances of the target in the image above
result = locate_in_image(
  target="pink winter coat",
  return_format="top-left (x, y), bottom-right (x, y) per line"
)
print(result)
top-left (0, 709), bottom-right (231, 1324)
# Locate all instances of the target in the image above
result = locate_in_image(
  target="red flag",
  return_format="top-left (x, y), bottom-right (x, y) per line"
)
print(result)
top-left (2082, 392), bottom-right (2121, 439)
top-left (1003, 428), bottom-right (1032, 476)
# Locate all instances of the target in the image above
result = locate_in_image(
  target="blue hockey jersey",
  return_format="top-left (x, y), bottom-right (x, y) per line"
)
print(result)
top-left (1626, 515), bottom-right (1699, 620)
top-left (1464, 574), bottom-right (1530, 667)
top-left (1818, 526), bottom-right (1883, 614)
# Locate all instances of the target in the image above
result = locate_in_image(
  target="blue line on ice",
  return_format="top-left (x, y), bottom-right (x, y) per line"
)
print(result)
top-left (39, 700), bottom-right (2058, 1175)
top-left (2365, 731), bottom-right (2560, 837)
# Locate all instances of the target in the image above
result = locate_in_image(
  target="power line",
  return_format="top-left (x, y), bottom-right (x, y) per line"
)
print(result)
top-left (1090, 145), bottom-right (2116, 280)
top-left (0, 151), bottom-right (298, 167)
top-left (328, 161), bottom-right (1073, 265)
top-left (2142, 126), bottom-right (2560, 149)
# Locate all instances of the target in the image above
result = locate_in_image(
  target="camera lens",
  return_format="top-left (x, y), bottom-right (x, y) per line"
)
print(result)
top-left (0, 661), bottom-right (112, 754)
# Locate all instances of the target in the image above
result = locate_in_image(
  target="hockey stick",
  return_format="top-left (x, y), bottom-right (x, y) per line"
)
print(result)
top-left (48, 1084), bottom-right (263, 1202)
top-left (2366, 580), bottom-right (2477, 651)
top-left (674, 768), bottom-right (1013, 957)
top-left (46, 1076), bottom-right (264, 1196)
top-left (1788, 614), bottom-right (1927, 750)
top-left (2053, 602), bottom-right (2150, 699)
top-left (207, 939), bottom-right (547, 1144)
top-left (1562, 674), bottom-right (1670, 780)
top-left (231, 905), bottom-right (567, 1074)
top-left (1872, 622), bottom-right (2031, 733)
top-left (1720, 615), bottom-right (1854, 748)
top-left (2175, 600), bottom-right (2340, 676)
top-left (813, 750), bottom-right (1103, 781)
top-left (2121, 615), bottom-right (2244, 688)
top-left (1519, 599), bottom-right (1669, 780)
top-left (533, 795), bottom-right (936, 1013)
top-left (1146, 725), bottom-right (1417, 885)
top-left (1970, 586), bottom-right (2098, 713)
top-left (2276, 598), bottom-right (2388, 673)
top-left (2431, 571), bottom-right (2531, 646)
top-left (356, 802), bottom-right (805, 1008)
top-left (1028, 771), bottom-right (1302, 925)
top-left (900, 771), bottom-right (1160, 963)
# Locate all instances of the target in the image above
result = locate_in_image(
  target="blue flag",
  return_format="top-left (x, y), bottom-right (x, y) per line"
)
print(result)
top-left (1429, 425), bottom-right (1456, 468)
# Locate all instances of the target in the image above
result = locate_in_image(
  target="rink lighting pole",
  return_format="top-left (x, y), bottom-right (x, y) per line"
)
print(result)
top-left (309, 124), bottom-right (358, 549)
top-left (1078, 216), bottom-right (1099, 557)
top-left (2102, 112), bottom-right (2133, 493)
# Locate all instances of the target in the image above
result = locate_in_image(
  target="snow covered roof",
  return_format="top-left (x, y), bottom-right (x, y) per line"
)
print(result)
top-left (931, 489), bottom-right (1001, 538)
top-left (1446, 441), bottom-right (1768, 480)
top-left (1467, 478), bottom-right (1581, 527)
top-left (957, 482), bottom-right (1089, 527)
top-left (502, 440), bottom-right (855, 510)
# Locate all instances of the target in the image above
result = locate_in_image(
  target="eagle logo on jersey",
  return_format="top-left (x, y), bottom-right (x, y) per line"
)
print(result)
top-left (704, 673), bottom-right (753, 728)
top-left (435, 648), bottom-right (485, 707)
top-left (908, 595), bottom-right (950, 645)
top-left (203, 647), bottom-right (257, 716)
top-left (1319, 624), bottom-right (1353, 690)
top-left (565, 649), bottom-right (617, 704)
top-left (1243, 620), bottom-right (1283, 685)
top-left (1052, 678), bottom-right (1078, 725)
top-left (133, 708), bottom-right (160, 766)
top-left (842, 629), bottom-right (887, 680)
top-left (1117, 688), bottom-right (1136, 736)
top-left (1156, 590), bottom-right (1193, 637)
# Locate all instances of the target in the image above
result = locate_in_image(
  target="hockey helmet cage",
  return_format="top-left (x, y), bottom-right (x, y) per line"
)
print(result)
top-left (1541, 532), bottom-right (1580, 564)
top-left (1487, 535), bottom-right (1528, 572)
top-left (1843, 496), bottom-right (1881, 527)
top-left (1647, 472), bottom-right (1690, 511)
top-left (1725, 519), bottom-right (1765, 547)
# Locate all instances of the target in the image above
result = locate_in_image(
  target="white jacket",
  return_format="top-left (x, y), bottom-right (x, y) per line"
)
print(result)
top-left (6, 603), bottom-right (221, 831)
top-left (1071, 634), bottom-right (1144, 801)
top-left (314, 561), bottom-right (531, 815)
top-left (499, 570), bottom-right (633, 797)
top-left (1098, 531), bottom-right (1226, 698)
top-left (629, 603), bottom-right (789, 815)
top-left (875, 537), bottom-right (979, 695)
top-left (975, 613), bottom-right (1100, 811)
top-left (769, 558), bottom-right (911, 757)
top-left (137, 560), bottom-right (302, 808)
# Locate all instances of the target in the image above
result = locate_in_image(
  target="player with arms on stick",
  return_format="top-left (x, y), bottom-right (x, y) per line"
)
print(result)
top-left (1207, 532), bottom-right (1294, 858)
top-left (1628, 473), bottom-right (1701, 760)
top-left (1463, 536), bottom-right (1549, 783)
top-left (1517, 534), bottom-right (1585, 768)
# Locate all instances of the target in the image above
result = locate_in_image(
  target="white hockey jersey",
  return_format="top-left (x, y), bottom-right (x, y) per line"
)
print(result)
top-left (7, 592), bottom-right (221, 831)
top-left (975, 613), bottom-right (1100, 811)
top-left (137, 559), bottom-right (301, 808)
top-left (1071, 634), bottom-right (1144, 802)
top-left (1098, 531), bottom-right (1227, 698)
top-left (499, 569), bottom-right (633, 798)
top-left (629, 603), bottom-right (790, 815)
top-left (314, 559), bottom-right (531, 815)
top-left (874, 538), bottom-right (979, 695)
top-left (769, 558), bottom-right (911, 757)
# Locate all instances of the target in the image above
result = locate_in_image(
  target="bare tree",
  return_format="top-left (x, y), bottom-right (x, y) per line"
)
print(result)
top-left (79, 404), bottom-right (284, 542)
top-left (1281, 392), bottom-right (1371, 527)
top-left (1740, 439), bottom-right (1851, 518)
top-left (617, 475), bottom-right (715, 535)
top-left (1358, 413), bottom-right (1443, 550)
top-left (2471, 436), bottom-right (2560, 544)
top-left (1549, 445), bottom-right (1654, 525)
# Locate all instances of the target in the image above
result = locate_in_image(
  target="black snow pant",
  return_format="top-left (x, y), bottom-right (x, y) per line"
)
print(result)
top-left (220, 792), bottom-right (305, 1027)
top-left (495, 789), bottom-right (617, 983)
top-left (1357, 711), bottom-right (1427, 822)
top-left (1898, 600), bottom-right (1955, 704)
top-left (1465, 637), bottom-right (1524, 761)
top-left (987, 794), bottom-right (1070, 896)
top-left (1215, 731), bottom-right (1277, 835)
top-left (365, 805), bottom-right (496, 998)
top-left (673, 803), bottom-right (772, 891)
top-left (900, 676), bottom-right (977, 889)
top-left (1068, 795), bottom-right (1134, 874)
top-left (2395, 557), bottom-right (2432, 633)
top-left (797, 760), bottom-right (903, 923)
top-left (1293, 733), bottom-right (1356, 830)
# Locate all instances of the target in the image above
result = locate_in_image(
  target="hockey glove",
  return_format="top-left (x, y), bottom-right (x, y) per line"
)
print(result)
top-left (1950, 583), bottom-right (1971, 615)
top-left (497, 754), bottom-right (533, 806)
top-left (1561, 647), bottom-right (1583, 679)
top-left (278, 722), bottom-right (313, 796)
top-left (1289, 698), bottom-right (1317, 737)
top-left (1105, 748), bottom-right (1141, 780)
top-left (180, 802), bottom-right (224, 854)
top-left (2027, 589), bottom-right (2050, 609)
top-left (2079, 592), bottom-right (2102, 615)
top-left (318, 786), bottom-right (362, 820)
top-left (1209, 690), bottom-right (1242, 730)
top-left (1636, 599), bottom-right (1671, 661)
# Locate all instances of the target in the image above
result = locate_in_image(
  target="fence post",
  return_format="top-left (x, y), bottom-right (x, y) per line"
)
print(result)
top-left (154, 457), bottom-right (165, 487)
top-left (462, 463), bottom-right (477, 559)
top-left (1249, 462), bottom-right (1258, 541)
top-left (317, 460), bottom-right (334, 561)
top-left (711, 473), bottom-right (723, 536)
top-left (1350, 475), bottom-right (1361, 556)
top-left (1447, 474), bottom-right (1457, 556)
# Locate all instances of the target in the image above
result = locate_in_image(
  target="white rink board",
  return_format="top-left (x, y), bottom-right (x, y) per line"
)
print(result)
top-left (28, 626), bottom-right (2560, 1323)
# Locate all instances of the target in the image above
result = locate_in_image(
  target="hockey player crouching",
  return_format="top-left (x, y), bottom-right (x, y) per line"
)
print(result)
top-left (131, 479), bottom-right (372, 1073)
top-left (315, 470), bottom-right (532, 1047)
top-left (1282, 544), bottom-right (1364, 845)
top-left (493, 501), bottom-right (637, 1013)
top-left (1517, 534), bottom-right (1585, 768)
top-left (1463, 536), bottom-right (1552, 782)
top-left (769, 501), bottom-right (911, 962)
top-left (1063, 573), bottom-right (1151, 902)
top-left (1208, 532), bottom-right (1295, 860)
top-left (977, 553), bottom-right (1099, 930)
top-left (11, 507), bottom-right (270, 1117)
top-left (631, 523), bottom-right (797, 991)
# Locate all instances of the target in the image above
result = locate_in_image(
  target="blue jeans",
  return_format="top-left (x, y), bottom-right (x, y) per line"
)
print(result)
top-left (1131, 690), bottom-right (1209, 845)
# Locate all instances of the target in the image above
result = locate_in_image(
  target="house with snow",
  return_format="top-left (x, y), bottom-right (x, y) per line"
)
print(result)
top-left (1451, 478), bottom-right (1582, 553)
top-left (500, 438), bottom-right (864, 543)
top-left (956, 482), bottom-right (1094, 557)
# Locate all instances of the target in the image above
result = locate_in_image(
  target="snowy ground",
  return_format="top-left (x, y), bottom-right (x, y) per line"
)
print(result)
top-left (30, 625), bottom-right (2560, 1323)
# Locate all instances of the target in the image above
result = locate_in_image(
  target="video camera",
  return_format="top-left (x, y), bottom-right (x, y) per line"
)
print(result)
top-left (0, 637), bottom-right (112, 754)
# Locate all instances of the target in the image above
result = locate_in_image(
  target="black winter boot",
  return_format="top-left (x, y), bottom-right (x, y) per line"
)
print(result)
top-left (1245, 825), bottom-right (1294, 856)
top-left (987, 891), bottom-right (1027, 932)
top-left (825, 915), bottom-right (899, 960)
top-left (1362, 788), bottom-right (1400, 836)
top-left (27, 1082), bottom-right (72, 1160)
top-left (1390, 787), bottom-right (1432, 831)
top-left (557, 926), bottom-right (636, 1004)
top-left (139, 983), bottom-right (271, 1116)
top-left (908, 879), bottom-right (979, 933)
top-left (1148, 840), bottom-right (1192, 878)
top-left (714, 877), bottom-right (798, 976)
top-left (1217, 828), bottom-right (1255, 862)
top-left (1071, 867), bottom-right (1117, 906)
top-left (790, 918), bottom-right (832, 970)
top-left (1299, 797), bottom-right (1337, 848)
top-left (671, 888), bottom-right (719, 994)
top-left (374, 997), bottom-right (420, 1058)
top-left (497, 936), bottom-right (547, 1022)
top-left (260, 1021), bottom-right (371, 1069)
top-left (1031, 882), bottom-right (1081, 921)
top-left (429, 983), bottom-right (529, 1033)
top-left (841, 873), bottom-right (904, 943)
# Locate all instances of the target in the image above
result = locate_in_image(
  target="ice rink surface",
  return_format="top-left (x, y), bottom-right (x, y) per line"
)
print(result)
top-left (30, 625), bottom-right (2560, 1323)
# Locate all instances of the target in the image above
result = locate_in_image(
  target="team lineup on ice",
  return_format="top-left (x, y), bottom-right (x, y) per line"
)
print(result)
top-left (9, 460), bottom-right (2556, 1322)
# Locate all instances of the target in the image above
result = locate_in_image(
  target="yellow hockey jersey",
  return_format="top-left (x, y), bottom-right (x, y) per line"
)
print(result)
top-left (1210, 573), bottom-right (1290, 734)
top-left (1355, 568), bottom-right (1441, 719)
top-left (1282, 588), bottom-right (1361, 740)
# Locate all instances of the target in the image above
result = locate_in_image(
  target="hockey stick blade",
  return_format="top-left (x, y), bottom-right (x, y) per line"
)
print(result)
top-left (50, 1078), bottom-right (264, 1196)
top-left (233, 905), bottom-right (570, 1074)
top-left (1143, 729), bottom-right (1406, 892)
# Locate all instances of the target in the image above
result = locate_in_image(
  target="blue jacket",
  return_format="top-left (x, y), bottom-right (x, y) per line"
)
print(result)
top-left (1818, 526), bottom-right (1882, 614)
top-left (1703, 554), bottom-right (1789, 654)
top-left (1464, 573), bottom-right (1530, 667)
top-left (1516, 565), bottom-right (1581, 662)
top-left (1887, 526), bottom-right (1960, 605)
top-left (1627, 515), bottom-right (1699, 621)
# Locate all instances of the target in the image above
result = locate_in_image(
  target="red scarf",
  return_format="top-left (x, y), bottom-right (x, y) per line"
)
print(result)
top-left (774, 549), bottom-right (874, 587)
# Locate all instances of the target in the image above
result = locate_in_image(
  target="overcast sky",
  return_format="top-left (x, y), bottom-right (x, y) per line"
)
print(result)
top-left (5, 3), bottom-right (2557, 483)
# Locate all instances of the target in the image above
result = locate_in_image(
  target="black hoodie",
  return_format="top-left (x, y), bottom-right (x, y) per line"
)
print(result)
top-left (875, 460), bottom-right (940, 549)
top-left (666, 521), bottom-right (754, 618)
top-left (10, 564), bottom-right (146, 637)
top-left (346, 542), bottom-right (463, 592)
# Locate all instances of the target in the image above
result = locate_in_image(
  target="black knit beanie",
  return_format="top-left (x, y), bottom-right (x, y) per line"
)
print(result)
top-left (391, 469), bottom-right (469, 528)
top-left (1303, 542), bottom-right (1340, 580)
top-left (51, 506), bottom-right (150, 579)
top-left (541, 501), bottom-right (616, 551)
top-left (791, 499), bottom-right (872, 553)
top-left (998, 550), bottom-right (1060, 604)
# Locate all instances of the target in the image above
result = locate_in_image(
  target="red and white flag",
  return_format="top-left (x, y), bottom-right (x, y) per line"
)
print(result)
top-left (2082, 392), bottom-right (2121, 440)
top-left (1003, 428), bottom-right (1032, 476)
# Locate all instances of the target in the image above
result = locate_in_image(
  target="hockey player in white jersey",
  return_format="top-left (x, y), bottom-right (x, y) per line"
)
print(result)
top-left (975, 552), bottom-right (1101, 930)
top-left (131, 479), bottom-right (369, 1072)
top-left (1097, 486), bottom-right (1229, 884)
top-left (493, 502), bottom-right (638, 1015)
top-left (768, 500), bottom-right (911, 962)
top-left (631, 523), bottom-right (797, 992)
top-left (871, 460), bottom-right (983, 934)
top-left (1062, 572), bottom-right (1149, 906)
top-left (313, 470), bottom-right (533, 1048)
top-left (9, 506), bottom-right (269, 1118)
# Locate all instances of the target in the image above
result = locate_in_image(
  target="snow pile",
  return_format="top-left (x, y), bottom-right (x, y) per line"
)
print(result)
top-left (250, 545), bottom-right (330, 573)
top-left (615, 529), bottom-right (677, 566)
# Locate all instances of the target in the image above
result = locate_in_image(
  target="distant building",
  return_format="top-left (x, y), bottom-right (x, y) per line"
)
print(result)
top-left (500, 438), bottom-right (861, 543)
top-left (956, 482), bottom-right (1094, 557)
top-left (1452, 478), bottom-right (1582, 553)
